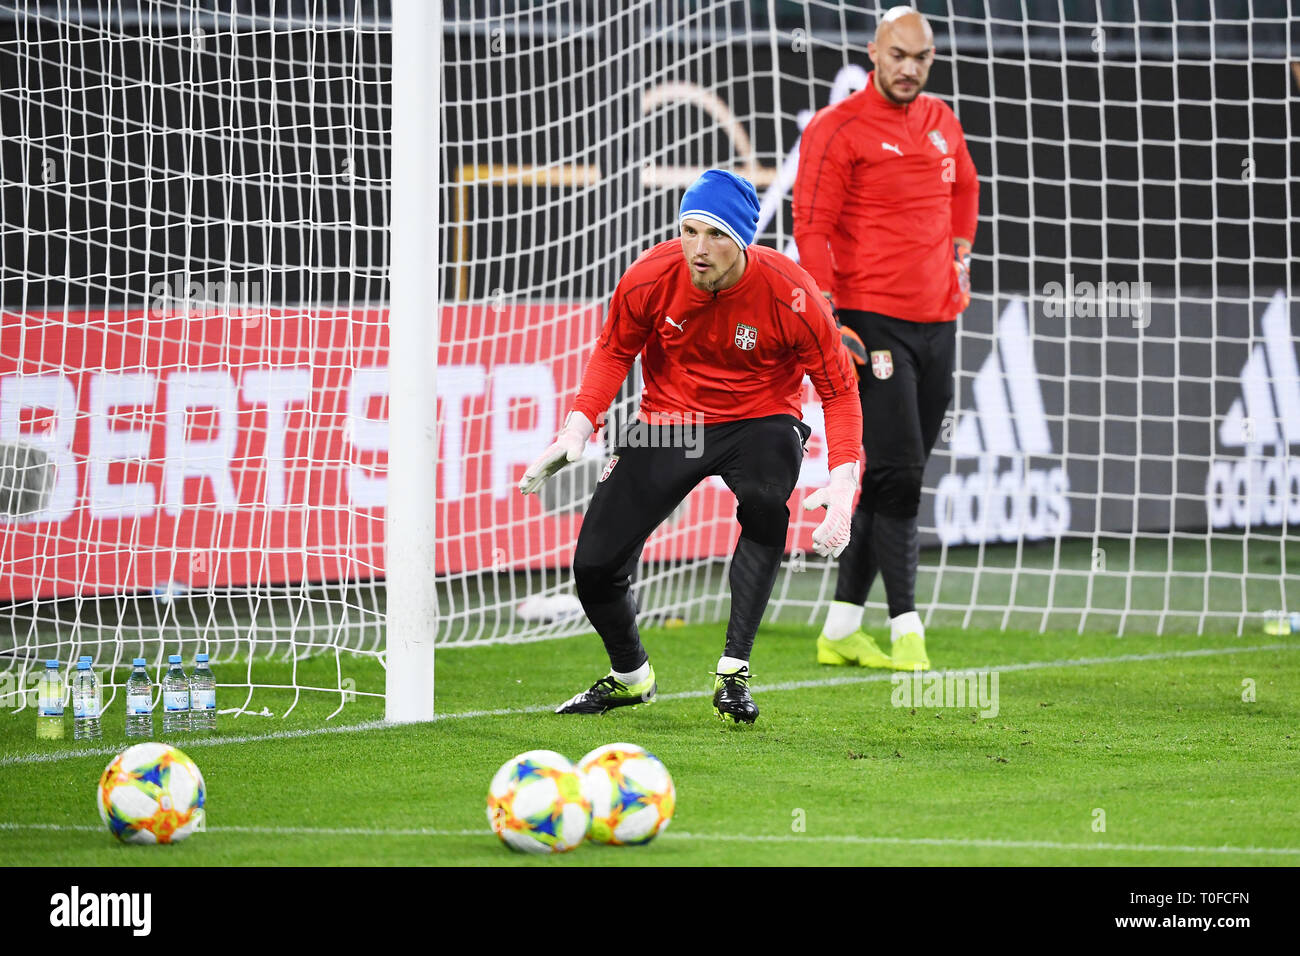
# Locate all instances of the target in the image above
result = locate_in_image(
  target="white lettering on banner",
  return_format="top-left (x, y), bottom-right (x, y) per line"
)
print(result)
top-left (1207, 291), bottom-right (1299, 528)
top-left (1206, 456), bottom-right (1300, 528)
top-left (936, 300), bottom-right (1070, 544)
top-left (0, 373), bottom-right (78, 521)
top-left (88, 373), bottom-right (157, 519)
top-left (934, 458), bottom-right (1070, 544)
top-left (347, 367), bottom-right (389, 509)
top-left (0, 360), bottom-right (625, 516)
top-left (491, 363), bottom-right (558, 500)
top-left (437, 366), bottom-right (487, 500)
top-left (241, 368), bottom-right (313, 508)
top-left (162, 371), bottom-right (240, 515)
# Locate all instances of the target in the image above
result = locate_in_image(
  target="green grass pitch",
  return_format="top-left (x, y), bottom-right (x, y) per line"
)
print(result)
top-left (2, 621), bottom-right (1297, 866)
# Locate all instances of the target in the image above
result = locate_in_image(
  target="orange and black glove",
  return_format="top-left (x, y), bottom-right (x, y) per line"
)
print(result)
top-left (828, 295), bottom-right (867, 377)
top-left (954, 244), bottom-right (971, 313)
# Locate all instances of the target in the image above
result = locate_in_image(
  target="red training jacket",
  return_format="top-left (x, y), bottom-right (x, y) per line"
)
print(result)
top-left (793, 72), bottom-right (979, 321)
top-left (571, 240), bottom-right (863, 471)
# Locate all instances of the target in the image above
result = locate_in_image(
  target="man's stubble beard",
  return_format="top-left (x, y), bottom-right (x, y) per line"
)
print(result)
top-left (703, 251), bottom-right (743, 292)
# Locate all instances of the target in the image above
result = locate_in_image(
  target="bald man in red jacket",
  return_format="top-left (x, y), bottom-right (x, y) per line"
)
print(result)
top-left (794, 6), bottom-right (979, 672)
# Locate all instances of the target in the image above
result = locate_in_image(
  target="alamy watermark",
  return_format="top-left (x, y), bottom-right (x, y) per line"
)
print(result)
top-left (891, 670), bottom-right (1000, 718)
top-left (1041, 275), bottom-right (1151, 328)
top-left (617, 411), bottom-right (706, 459)
top-left (146, 276), bottom-right (268, 324)
top-left (50, 886), bottom-right (152, 936)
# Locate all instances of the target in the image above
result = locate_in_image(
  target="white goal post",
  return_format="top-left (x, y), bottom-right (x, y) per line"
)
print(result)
top-left (385, 0), bottom-right (440, 722)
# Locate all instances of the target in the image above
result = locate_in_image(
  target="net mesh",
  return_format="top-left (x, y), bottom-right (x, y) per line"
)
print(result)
top-left (1, 2), bottom-right (1297, 717)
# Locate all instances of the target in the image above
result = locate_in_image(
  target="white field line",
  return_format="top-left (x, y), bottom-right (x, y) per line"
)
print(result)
top-left (2, 642), bottom-right (1292, 770)
top-left (0, 822), bottom-right (1296, 857)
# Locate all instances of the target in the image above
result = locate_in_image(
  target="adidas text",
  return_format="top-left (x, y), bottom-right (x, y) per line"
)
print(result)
top-left (935, 457), bottom-right (1069, 545)
top-left (49, 886), bottom-right (152, 936)
top-left (936, 300), bottom-right (1071, 544)
top-left (1207, 292), bottom-right (1298, 529)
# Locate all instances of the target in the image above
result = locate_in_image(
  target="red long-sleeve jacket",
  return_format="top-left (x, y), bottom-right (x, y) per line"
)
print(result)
top-left (572, 240), bottom-right (863, 471)
top-left (793, 72), bottom-right (979, 321)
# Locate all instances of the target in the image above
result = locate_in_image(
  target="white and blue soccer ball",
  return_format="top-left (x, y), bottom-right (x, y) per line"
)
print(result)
top-left (97, 743), bottom-right (206, 844)
top-left (486, 749), bottom-right (590, 854)
top-left (578, 742), bottom-right (675, 846)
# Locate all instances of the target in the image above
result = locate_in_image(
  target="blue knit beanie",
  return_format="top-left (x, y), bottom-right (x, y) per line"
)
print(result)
top-left (678, 169), bottom-right (760, 249)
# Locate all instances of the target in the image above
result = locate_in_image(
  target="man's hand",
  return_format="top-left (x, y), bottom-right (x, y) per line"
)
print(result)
top-left (518, 411), bottom-right (595, 494)
top-left (801, 461), bottom-right (859, 558)
top-left (954, 243), bottom-right (971, 313)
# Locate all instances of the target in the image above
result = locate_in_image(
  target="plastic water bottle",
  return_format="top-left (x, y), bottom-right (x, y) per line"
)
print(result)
top-left (162, 654), bottom-right (190, 734)
top-left (76, 655), bottom-right (101, 723)
top-left (190, 653), bottom-right (216, 732)
top-left (74, 655), bottom-right (91, 695)
top-left (125, 658), bottom-right (154, 738)
top-left (72, 660), bottom-right (101, 739)
top-left (37, 660), bottom-right (64, 740)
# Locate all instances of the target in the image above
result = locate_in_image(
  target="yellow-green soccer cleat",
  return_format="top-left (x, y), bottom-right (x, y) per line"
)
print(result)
top-left (816, 630), bottom-right (892, 668)
top-left (555, 666), bottom-right (656, 714)
top-left (889, 632), bottom-right (931, 671)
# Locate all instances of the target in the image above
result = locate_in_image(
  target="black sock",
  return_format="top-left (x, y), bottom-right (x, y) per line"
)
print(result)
top-left (580, 595), bottom-right (648, 674)
top-left (723, 535), bottom-right (784, 662)
top-left (873, 513), bottom-right (918, 618)
top-left (833, 508), bottom-right (878, 605)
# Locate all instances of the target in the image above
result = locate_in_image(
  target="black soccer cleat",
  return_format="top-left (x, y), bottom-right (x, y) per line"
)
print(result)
top-left (712, 667), bottom-right (759, 724)
top-left (555, 668), bottom-right (656, 715)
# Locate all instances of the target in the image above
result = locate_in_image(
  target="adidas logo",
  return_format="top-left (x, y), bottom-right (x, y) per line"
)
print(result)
top-left (935, 300), bottom-right (1070, 545)
top-left (1207, 290), bottom-right (1299, 528)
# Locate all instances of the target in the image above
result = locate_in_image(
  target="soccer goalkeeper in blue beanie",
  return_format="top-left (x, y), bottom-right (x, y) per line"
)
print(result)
top-left (520, 169), bottom-right (863, 724)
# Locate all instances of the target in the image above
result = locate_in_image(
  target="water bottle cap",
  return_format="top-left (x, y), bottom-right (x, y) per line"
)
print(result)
top-left (77, 660), bottom-right (91, 670)
top-left (45, 660), bottom-right (59, 668)
top-left (168, 654), bottom-right (182, 663)
top-left (196, 653), bottom-right (209, 662)
top-left (132, 658), bottom-right (147, 666)
top-left (78, 655), bottom-right (92, 662)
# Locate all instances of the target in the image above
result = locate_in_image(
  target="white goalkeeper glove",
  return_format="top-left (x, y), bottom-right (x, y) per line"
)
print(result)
top-left (518, 411), bottom-right (595, 495)
top-left (801, 461), bottom-right (859, 558)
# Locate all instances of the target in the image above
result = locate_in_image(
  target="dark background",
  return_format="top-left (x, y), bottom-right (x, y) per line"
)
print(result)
top-left (2, 1), bottom-right (1296, 308)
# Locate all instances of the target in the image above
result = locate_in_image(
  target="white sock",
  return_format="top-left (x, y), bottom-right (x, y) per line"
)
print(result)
top-left (612, 661), bottom-right (651, 684)
top-left (716, 655), bottom-right (749, 675)
top-left (822, 600), bottom-right (865, 640)
top-left (890, 610), bottom-right (924, 643)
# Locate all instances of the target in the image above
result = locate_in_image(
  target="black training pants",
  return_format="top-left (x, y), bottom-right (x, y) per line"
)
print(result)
top-left (572, 414), bottom-right (810, 672)
top-left (833, 310), bottom-right (955, 609)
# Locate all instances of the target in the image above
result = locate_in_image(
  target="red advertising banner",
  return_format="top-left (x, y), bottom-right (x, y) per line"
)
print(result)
top-left (0, 304), bottom-right (833, 599)
top-left (0, 307), bottom-right (389, 600)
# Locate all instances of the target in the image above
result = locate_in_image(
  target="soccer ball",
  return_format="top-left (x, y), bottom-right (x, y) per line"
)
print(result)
top-left (486, 750), bottom-right (590, 854)
top-left (97, 743), bottom-right (206, 845)
top-left (578, 742), bottom-right (675, 846)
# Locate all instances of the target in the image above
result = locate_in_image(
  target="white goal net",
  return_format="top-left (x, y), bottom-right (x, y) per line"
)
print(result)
top-left (439, 0), bottom-right (1299, 640)
top-left (1, 0), bottom-right (393, 714)
top-left (1, 1), bottom-right (1296, 718)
